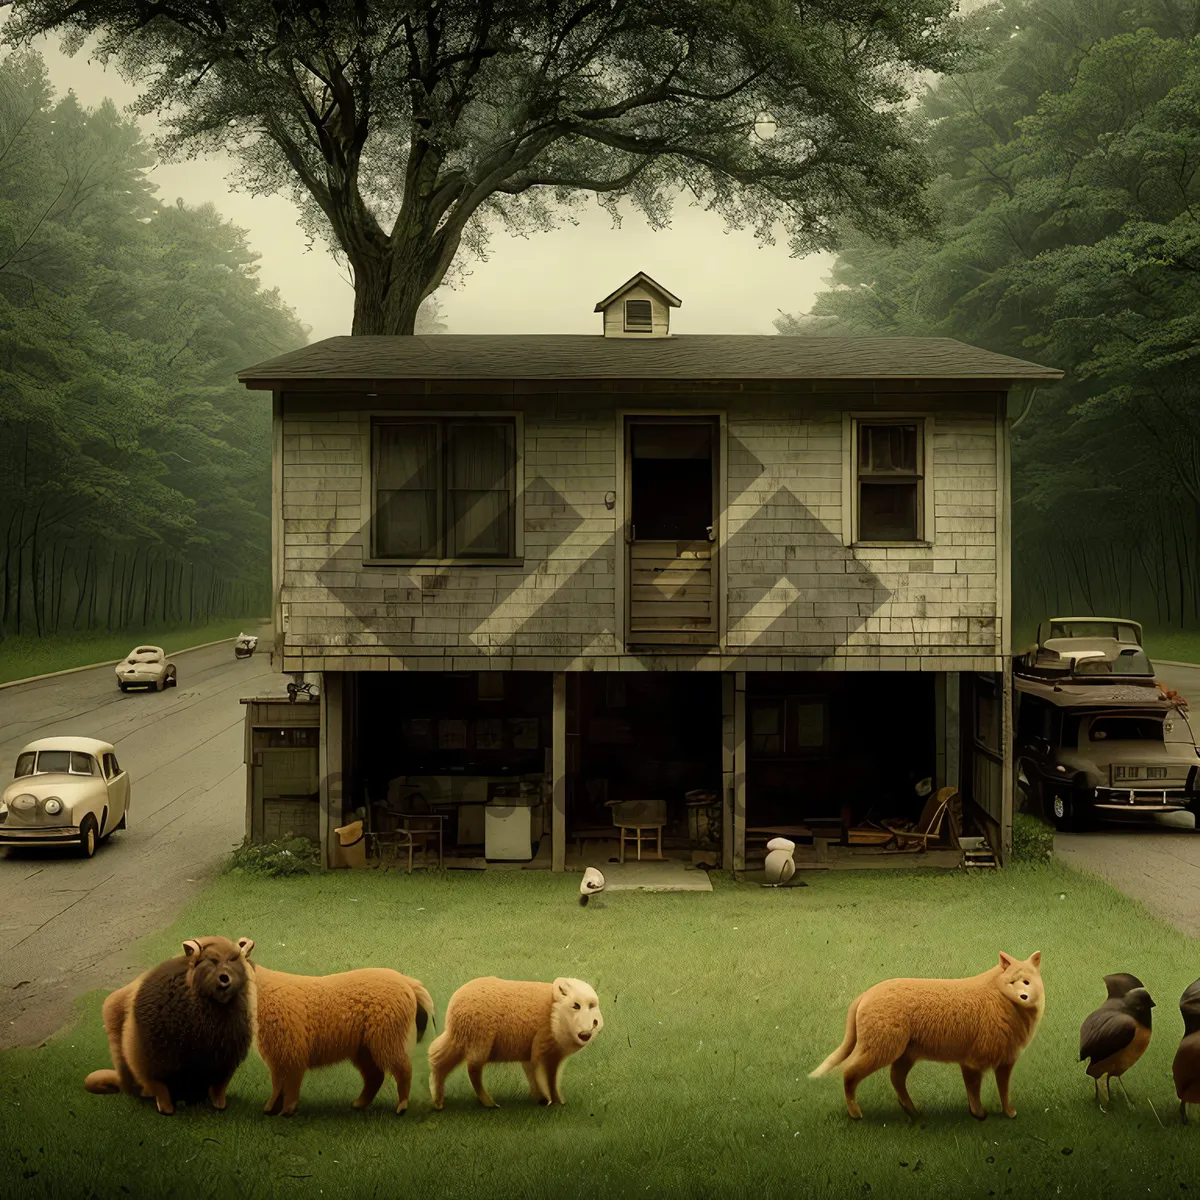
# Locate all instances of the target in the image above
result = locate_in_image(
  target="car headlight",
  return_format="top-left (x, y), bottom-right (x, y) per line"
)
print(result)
top-left (10, 793), bottom-right (37, 811)
top-left (43, 797), bottom-right (63, 816)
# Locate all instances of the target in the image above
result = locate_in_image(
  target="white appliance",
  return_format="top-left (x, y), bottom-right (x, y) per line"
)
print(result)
top-left (485, 797), bottom-right (536, 861)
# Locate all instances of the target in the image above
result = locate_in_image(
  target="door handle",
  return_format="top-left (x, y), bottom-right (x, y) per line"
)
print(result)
top-left (706, 525), bottom-right (716, 542)
top-left (625, 522), bottom-right (635, 544)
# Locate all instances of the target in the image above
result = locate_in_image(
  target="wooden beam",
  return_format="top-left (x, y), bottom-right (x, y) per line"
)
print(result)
top-left (552, 671), bottom-right (567, 872)
top-left (1001, 659), bottom-right (1014, 864)
top-left (733, 672), bottom-right (746, 876)
top-left (721, 674), bottom-right (735, 871)
top-left (945, 671), bottom-right (961, 793)
top-left (318, 672), bottom-right (343, 869)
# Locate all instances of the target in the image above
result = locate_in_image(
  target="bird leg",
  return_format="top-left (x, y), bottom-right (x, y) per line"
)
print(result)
top-left (1093, 1076), bottom-right (1107, 1114)
top-left (1181, 1100), bottom-right (1189, 1125)
top-left (1114, 1075), bottom-right (1136, 1109)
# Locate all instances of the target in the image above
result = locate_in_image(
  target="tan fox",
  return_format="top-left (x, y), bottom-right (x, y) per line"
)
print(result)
top-left (810, 951), bottom-right (1044, 1120)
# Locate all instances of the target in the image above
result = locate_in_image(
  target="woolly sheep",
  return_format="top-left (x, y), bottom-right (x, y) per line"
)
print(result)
top-left (245, 942), bottom-right (435, 1116)
top-left (83, 935), bottom-right (255, 1115)
top-left (428, 976), bottom-right (603, 1109)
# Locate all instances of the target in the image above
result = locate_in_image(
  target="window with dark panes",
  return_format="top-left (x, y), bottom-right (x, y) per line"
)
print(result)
top-left (624, 298), bottom-right (653, 331)
top-left (372, 419), bottom-right (516, 560)
top-left (857, 421), bottom-right (923, 542)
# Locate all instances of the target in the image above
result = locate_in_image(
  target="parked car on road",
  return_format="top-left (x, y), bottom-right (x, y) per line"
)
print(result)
top-left (116, 645), bottom-right (177, 692)
top-left (1015, 617), bottom-right (1200, 830)
top-left (0, 737), bottom-right (131, 857)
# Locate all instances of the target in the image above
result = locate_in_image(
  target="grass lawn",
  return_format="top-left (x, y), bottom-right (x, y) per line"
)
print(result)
top-left (2, 865), bottom-right (1199, 1199)
top-left (0, 617), bottom-right (269, 685)
top-left (1143, 630), bottom-right (1200, 666)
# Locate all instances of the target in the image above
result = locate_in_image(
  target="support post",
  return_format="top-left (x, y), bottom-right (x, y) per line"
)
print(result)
top-left (552, 671), bottom-right (567, 872)
top-left (733, 672), bottom-right (746, 876)
top-left (318, 672), bottom-right (343, 869)
top-left (945, 671), bottom-right (961, 794)
top-left (1001, 660), bottom-right (1014, 864)
top-left (721, 674), bottom-right (735, 871)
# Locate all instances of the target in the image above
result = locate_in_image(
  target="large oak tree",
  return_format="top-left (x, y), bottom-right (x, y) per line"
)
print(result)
top-left (4, 0), bottom-right (967, 334)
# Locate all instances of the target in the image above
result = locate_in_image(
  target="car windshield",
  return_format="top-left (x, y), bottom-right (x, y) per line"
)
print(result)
top-left (1073, 650), bottom-right (1154, 676)
top-left (15, 750), bottom-right (97, 775)
top-left (1089, 717), bottom-right (1164, 742)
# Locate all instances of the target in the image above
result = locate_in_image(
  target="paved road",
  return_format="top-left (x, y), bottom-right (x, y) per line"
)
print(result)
top-left (0, 630), bottom-right (278, 1048)
top-left (1055, 658), bottom-right (1200, 937)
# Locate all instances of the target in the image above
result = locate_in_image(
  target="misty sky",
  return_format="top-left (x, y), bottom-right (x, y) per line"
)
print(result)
top-left (3, 16), bottom-right (840, 343)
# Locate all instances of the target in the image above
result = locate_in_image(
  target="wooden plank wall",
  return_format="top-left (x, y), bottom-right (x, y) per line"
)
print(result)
top-left (278, 386), bottom-right (1005, 675)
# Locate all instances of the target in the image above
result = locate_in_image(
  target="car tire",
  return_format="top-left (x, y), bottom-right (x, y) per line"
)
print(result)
top-left (118, 683), bottom-right (128, 693)
top-left (1048, 789), bottom-right (1087, 832)
top-left (78, 816), bottom-right (98, 859)
top-left (168, 670), bottom-right (177, 688)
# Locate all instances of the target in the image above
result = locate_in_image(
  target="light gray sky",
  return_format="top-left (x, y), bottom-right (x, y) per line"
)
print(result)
top-left (4, 18), bottom-right (838, 343)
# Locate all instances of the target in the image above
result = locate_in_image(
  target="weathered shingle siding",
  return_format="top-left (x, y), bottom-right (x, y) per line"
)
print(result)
top-left (278, 391), bottom-right (1003, 674)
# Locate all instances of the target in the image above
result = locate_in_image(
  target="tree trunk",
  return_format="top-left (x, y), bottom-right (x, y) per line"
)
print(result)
top-left (349, 251), bottom-right (431, 336)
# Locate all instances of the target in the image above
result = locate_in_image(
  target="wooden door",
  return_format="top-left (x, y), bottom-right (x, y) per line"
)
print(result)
top-left (625, 418), bottom-right (719, 646)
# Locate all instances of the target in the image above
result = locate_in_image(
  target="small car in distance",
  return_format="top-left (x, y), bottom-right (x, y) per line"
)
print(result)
top-left (0, 737), bottom-right (130, 858)
top-left (116, 645), bottom-right (177, 692)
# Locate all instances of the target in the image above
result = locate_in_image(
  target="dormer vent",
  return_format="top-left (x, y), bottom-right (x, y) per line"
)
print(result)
top-left (594, 272), bottom-right (681, 338)
top-left (624, 299), bottom-right (653, 332)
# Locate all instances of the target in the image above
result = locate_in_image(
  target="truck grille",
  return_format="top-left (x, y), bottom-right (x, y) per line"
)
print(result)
top-left (1112, 765), bottom-right (1169, 781)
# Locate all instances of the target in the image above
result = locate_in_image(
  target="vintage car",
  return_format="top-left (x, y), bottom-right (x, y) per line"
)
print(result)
top-left (1015, 617), bottom-right (1200, 830)
top-left (0, 736), bottom-right (131, 857)
top-left (115, 645), bottom-right (177, 692)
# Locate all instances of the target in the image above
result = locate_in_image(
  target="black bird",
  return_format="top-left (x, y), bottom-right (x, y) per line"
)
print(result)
top-left (1173, 977), bottom-right (1200, 1124)
top-left (1079, 974), bottom-right (1155, 1109)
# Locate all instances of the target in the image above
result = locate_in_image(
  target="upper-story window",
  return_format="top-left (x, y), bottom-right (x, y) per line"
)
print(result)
top-left (371, 418), bottom-right (517, 561)
top-left (854, 419), bottom-right (925, 542)
top-left (623, 298), bottom-right (653, 332)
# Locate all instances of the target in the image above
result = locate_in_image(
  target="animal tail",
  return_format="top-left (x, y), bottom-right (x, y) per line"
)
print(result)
top-left (579, 894), bottom-right (589, 906)
top-left (84, 1068), bottom-right (122, 1095)
top-left (809, 994), bottom-right (862, 1079)
top-left (409, 978), bottom-right (436, 1041)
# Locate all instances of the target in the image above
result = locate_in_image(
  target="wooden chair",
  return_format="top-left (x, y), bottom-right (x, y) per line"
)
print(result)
top-left (883, 786), bottom-right (957, 853)
top-left (607, 799), bottom-right (667, 863)
top-left (367, 792), bottom-right (445, 873)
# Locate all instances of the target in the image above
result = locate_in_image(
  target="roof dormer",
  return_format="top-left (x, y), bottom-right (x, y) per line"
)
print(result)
top-left (594, 272), bottom-right (681, 338)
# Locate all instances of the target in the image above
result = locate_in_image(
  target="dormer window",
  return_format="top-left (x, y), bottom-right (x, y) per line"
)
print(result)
top-left (624, 299), bottom-right (653, 332)
top-left (595, 272), bottom-right (681, 338)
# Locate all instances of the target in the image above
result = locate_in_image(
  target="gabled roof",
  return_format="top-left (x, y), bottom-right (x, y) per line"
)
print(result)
top-left (593, 272), bottom-right (682, 312)
top-left (237, 334), bottom-right (1064, 385)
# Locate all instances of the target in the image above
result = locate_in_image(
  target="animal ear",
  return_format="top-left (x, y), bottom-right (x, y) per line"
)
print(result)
top-left (554, 978), bottom-right (569, 997)
top-left (237, 937), bottom-right (255, 958)
top-left (1028, 950), bottom-right (1042, 969)
top-left (998, 951), bottom-right (1015, 969)
top-left (182, 940), bottom-right (202, 958)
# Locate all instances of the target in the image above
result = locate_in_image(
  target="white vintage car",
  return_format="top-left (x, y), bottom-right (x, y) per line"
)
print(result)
top-left (0, 737), bottom-right (130, 858)
top-left (115, 645), bottom-right (177, 692)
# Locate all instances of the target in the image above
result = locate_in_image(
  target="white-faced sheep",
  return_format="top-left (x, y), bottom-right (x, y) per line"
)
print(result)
top-left (246, 944), bottom-right (435, 1116)
top-left (83, 935), bottom-right (256, 1115)
top-left (428, 976), bottom-right (603, 1109)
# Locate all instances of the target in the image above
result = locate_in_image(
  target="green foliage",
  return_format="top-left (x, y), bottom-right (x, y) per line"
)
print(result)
top-left (224, 835), bottom-right (322, 878)
top-left (5, 1), bottom-right (972, 334)
top-left (1011, 812), bottom-right (1055, 864)
top-left (778, 0), bottom-right (1200, 629)
top-left (0, 50), bottom-right (307, 640)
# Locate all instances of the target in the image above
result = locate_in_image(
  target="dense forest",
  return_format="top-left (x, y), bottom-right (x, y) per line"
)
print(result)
top-left (0, 49), bottom-right (308, 641)
top-left (778, 0), bottom-right (1200, 633)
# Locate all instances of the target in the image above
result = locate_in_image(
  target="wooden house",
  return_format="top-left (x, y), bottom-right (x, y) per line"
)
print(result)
top-left (237, 273), bottom-right (1062, 872)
